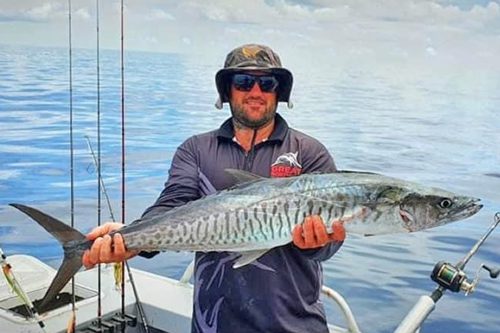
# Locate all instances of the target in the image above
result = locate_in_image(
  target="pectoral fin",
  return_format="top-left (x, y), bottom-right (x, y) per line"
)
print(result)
top-left (225, 169), bottom-right (264, 187)
top-left (233, 249), bottom-right (270, 269)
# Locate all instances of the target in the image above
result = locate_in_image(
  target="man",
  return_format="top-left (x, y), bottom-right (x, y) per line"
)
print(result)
top-left (83, 44), bottom-right (346, 333)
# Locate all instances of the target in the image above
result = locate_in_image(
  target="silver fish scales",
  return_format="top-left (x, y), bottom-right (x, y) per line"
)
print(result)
top-left (121, 170), bottom-right (481, 251)
top-left (10, 169), bottom-right (482, 311)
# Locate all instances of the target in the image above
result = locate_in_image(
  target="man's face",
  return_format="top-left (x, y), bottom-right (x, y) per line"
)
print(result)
top-left (229, 71), bottom-right (278, 129)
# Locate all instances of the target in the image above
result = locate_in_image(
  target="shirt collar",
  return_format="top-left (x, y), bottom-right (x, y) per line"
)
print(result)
top-left (216, 113), bottom-right (289, 143)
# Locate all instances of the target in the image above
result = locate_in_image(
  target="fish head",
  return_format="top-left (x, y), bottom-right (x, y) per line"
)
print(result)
top-left (397, 190), bottom-right (482, 232)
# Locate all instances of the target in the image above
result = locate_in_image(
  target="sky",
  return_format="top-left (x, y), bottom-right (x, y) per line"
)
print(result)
top-left (1, 0), bottom-right (499, 70)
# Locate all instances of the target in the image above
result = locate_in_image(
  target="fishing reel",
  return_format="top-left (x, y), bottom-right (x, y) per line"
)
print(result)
top-left (431, 261), bottom-right (499, 295)
top-left (430, 212), bottom-right (500, 296)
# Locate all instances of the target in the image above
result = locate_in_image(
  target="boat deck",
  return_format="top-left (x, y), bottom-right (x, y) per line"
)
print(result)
top-left (0, 255), bottom-right (353, 333)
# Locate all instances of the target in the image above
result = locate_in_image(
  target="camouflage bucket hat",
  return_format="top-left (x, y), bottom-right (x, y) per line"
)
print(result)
top-left (215, 44), bottom-right (293, 109)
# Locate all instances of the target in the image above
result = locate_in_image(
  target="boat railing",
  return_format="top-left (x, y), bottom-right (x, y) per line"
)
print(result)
top-left (179, 259), bottom-right (363, 333)
top-left (321, 285), bottom-right (362, 333)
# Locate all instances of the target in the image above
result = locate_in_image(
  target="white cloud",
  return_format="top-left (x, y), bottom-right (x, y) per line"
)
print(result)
top-left (0, 0), bottom-right (498, 72)
top-left (178, 0), bottom-right (280, 24)
top-left (25, 2), bottom-right (64, 21)
top-left (204, 7), bottom-right (229, 22)
top-left (426, 46), bottom-right (437, 56)
top-left (0, 2), bottom-right (65, 22)
top-left (149, 9), bottom-right (175, 21)
top-left (145, 36), bottom-right (158, 44)
top-left (470, 1), bottom-right (500, 21)
top-left (267, 0), bottom-right (500, 28)
top-left (74, 8), bottom-right (90, 20)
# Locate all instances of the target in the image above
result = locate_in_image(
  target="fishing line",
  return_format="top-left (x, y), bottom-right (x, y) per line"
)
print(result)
top-left (95, 0), bottom-right (103, 327)
top-left (85, 136), bottom-right (150, 333)
top-left (85, 137), bottom-right (116, 222)
top-left (67, 0), bottom-right (77, 331)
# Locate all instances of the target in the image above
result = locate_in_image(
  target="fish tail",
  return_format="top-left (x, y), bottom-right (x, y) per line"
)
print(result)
top-left (10, 203), bottom-right (87, 313)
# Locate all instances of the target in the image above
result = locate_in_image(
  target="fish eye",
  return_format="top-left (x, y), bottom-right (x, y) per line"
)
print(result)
top-left (439, 198), bottom-right (453, 209)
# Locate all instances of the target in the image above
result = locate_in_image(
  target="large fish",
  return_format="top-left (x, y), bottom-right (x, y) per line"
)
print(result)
top-left (11, 170), bottom-right (482, 312)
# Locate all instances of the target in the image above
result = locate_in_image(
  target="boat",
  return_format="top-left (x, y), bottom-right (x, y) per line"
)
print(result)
top-left (0, 254), bottom-right (362, 333)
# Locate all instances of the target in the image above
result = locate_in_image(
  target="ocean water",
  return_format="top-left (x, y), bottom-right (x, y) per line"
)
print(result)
top-left (0, 44), bottom-right (499, 332)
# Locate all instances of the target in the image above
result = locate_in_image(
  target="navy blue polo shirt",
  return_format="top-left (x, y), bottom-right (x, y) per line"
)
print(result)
top-left (142, 114), bottom-right (342, 333)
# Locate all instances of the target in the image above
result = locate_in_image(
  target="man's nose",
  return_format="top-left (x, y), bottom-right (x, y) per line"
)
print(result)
top-left (247, 81), bottom-right (264, 95)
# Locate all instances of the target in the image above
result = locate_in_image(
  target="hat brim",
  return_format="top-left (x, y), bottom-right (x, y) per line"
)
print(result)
top-left (215, 67), bottom-right (293, 103)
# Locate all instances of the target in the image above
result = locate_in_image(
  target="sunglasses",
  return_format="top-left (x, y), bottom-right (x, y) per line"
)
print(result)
top-left (231, 74), bottom-right (279, 93)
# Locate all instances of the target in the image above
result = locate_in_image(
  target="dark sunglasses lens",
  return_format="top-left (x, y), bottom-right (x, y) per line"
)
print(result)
top-left (232, 74), bottom-right (279, 93)
top-left (232, 74), bottom-right (255, 91)
top-left (258, 76), bottom-right (279, 92)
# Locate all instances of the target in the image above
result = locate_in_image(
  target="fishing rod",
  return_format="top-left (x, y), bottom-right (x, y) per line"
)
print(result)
top-left (95, 0), bottom-right (104, 328)
top-left (84, 136), bottom-right (150, 333)
top-left (88, 1), bottom-right (148, 331)
top-left (67, 0), bottom-right (77, 331)
top-left (0, 248), bottom-right (46, 332)
top-left (120, 0), bottom-right (127, 322)
top-left (395, 212), bottom-right (500, 333)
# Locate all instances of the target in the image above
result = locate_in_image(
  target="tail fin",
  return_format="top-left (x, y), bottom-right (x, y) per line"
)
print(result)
top-left (10, 204), bottom-right (88, 312)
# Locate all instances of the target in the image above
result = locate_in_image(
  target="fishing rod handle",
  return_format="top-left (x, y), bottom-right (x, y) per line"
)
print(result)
top-left (394, 295), bottom-right (436, 333)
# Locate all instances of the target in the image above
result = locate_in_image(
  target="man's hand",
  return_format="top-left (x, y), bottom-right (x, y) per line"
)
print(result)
top-left (82, 222), bottom-right (139, 269)
top-left (292, 215), bottom-right (346, 249)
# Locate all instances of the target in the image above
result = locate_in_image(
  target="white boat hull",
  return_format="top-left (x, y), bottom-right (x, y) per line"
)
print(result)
top-left (0, 255), bottom-right (353, 333)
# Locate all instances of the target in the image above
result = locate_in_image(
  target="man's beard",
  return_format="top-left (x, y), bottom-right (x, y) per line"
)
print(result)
top-left (230, 101), bottom-right (277, 129)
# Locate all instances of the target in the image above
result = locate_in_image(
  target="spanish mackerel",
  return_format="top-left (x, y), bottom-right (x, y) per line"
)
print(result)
top-left (11, 169), bottom-right (482, 312)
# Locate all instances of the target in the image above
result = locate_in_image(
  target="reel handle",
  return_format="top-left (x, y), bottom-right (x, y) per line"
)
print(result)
top-left (483, 265), bottom-right (499, 279)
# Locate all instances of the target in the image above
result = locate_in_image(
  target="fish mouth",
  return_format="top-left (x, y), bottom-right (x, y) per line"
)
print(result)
top-left (448, 197), bottom-right (483, 221)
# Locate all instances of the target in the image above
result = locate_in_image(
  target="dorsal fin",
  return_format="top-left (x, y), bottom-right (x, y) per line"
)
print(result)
top-left (337, 170), bottom-right (379, 175)
top-left (224, 169), bottom-right (264, 186)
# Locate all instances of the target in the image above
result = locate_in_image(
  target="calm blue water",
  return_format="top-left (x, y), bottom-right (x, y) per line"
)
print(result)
top-left (0, 44), bottom-right (499, 332)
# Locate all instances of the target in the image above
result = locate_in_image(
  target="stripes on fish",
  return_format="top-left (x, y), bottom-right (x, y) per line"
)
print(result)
top-left (10, 169), bottom-right (482, 312)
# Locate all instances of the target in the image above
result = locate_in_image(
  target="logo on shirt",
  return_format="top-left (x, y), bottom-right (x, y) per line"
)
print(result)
top-left (270, 152), bottom-right (302, 178)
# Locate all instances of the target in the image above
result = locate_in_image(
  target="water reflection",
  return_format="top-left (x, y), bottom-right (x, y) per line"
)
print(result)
top-left (0, 45), bottom-right (499, 332)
